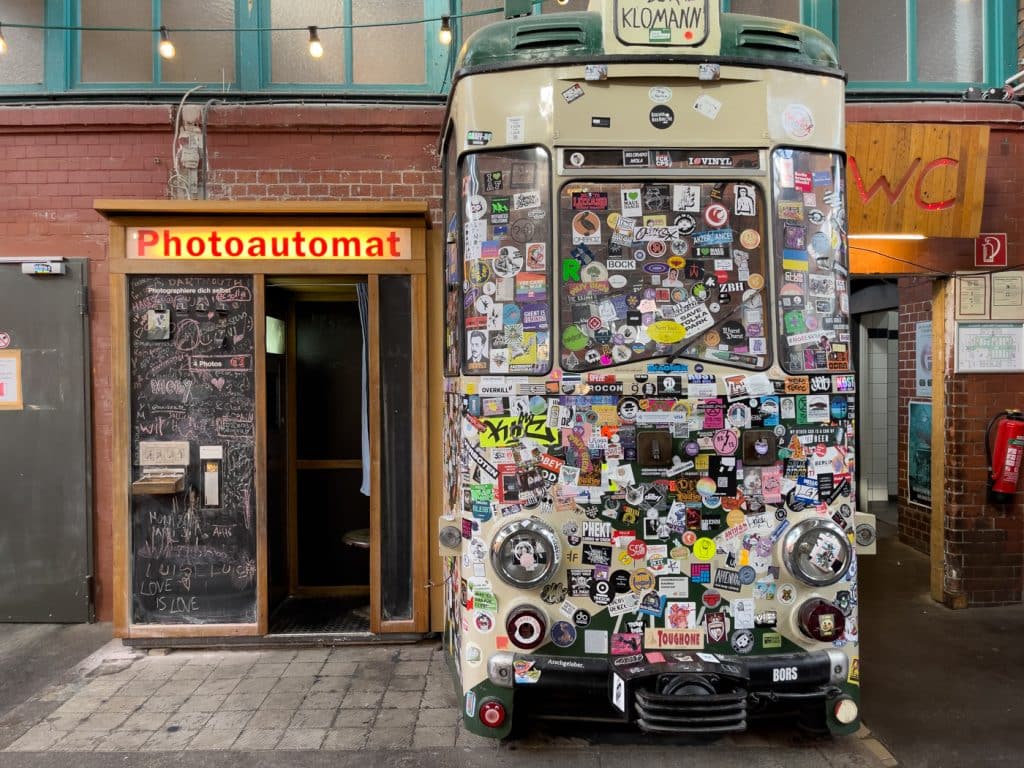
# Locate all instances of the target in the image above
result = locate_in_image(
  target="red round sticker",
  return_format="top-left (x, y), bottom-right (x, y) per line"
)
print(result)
top-left (704, 203), bottom-right (729, 228)
top-left (627, 540), bottom-right (647, 559)
top-left (0, 331), bottom-right (10, 349)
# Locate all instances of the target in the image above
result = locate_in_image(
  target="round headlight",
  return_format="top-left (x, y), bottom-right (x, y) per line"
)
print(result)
top-left (782, 519), bottom-right (852, 586)
top-left (490, 517), bottom-right (561, 588)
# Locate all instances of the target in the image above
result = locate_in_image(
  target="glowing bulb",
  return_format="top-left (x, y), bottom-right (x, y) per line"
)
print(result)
top-left (439, 16), bottom-right (452, 46)
top-left (308, 26), bottom-right (323, 58)
top-left (158, 26), bottom-right (175, 59)
top-left (0, 25), bottom-right (8, 56)
top-left (557, 0), bottom-right (571, 5)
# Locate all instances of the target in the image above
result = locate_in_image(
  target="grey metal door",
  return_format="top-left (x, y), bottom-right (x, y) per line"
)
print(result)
top-left (0, 259), bottom-right (92, 622)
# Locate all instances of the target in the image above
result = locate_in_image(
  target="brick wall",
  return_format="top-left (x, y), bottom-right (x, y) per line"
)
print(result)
top-left (896, 277), bottom-right (934, 555)
top-left (0, 103), bottom-right (445, 622)
top-left (941, 125), bottom-right (1024, 606)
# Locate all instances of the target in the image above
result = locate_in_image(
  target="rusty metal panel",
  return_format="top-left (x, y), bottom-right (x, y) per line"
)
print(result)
top-left (0, 260), bottom-right (92, 622)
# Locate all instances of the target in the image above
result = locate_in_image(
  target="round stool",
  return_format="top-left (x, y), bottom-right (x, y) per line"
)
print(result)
top-left (342, 528), bottom-right (371, 550)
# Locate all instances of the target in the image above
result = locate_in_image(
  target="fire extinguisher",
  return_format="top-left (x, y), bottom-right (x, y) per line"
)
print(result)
top-left (986, 410), bottom-right (1024, 503)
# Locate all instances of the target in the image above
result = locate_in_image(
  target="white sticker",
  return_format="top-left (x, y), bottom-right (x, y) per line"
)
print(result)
top-left (621, 189), bottom-right (643, 217)
top-left (585, 629), bottom-right (609, 654)
top-left (733, 598), bottom-right (756, 630)
top-left (612, 673), bottom-right (626, 712)
top-left (693, 94), bottom-right (722, 120)
top-left (506, 116), bottom-right (525, 144)
top-left (648, 86), bottom-right (673, 103)
top-left (672, 184), bottom-right (702, 213)
top-left (783, 103), bottom-right (815, 138)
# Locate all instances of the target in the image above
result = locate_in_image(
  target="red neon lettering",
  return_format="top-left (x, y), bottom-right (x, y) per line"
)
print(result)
top-left (137, 229), bottom-right (159, 257)
top-left (187, 237), bottom-right (205, 257)
top-left (309, 237), bottom-right (327, 257)
top-left (849, 155), bottom-right (920, 205)
top-left (914, 157), bottom-right (958, 211)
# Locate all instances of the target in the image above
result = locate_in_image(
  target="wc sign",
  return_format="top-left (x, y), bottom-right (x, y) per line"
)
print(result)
top-left (975, 233), bottom-right (1007, 268)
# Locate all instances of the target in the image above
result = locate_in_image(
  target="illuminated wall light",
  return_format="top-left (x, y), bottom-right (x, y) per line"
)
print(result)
top-left (0, 24), bottom-right (9, 56)
top-left (439, 16), bottom-right (452, 46)
top-left (308, 26), bottom-right (324, 59)
top-left (158, 26), bottom-right (175, 59)
top-left (556, 0), bottom-right (571, 5)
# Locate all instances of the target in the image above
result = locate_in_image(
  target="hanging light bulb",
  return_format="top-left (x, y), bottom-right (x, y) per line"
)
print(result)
top-left (308, 26), bottom-right (324, 58)
top-left (439, 16), bottom-right (453, 46)
top-left (0, 23), bottom-right (10, 55)
top-left (158, 25), bottom-right (175, 59)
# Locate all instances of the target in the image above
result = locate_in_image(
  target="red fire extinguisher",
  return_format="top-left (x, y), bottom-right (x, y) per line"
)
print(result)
top-left (986, 410), bottom-right (1024, 503)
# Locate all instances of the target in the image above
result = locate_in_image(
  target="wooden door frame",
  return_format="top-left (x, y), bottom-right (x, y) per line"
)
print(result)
top-left (98, 200), bottom-right (431, 639)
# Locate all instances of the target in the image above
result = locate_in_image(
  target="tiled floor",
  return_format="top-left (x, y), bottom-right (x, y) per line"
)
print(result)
top-left (4, 644), bottom-right (471, 753)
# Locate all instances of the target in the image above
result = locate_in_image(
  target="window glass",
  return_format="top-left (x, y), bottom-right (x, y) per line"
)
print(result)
top-left (558, 180), bottom-right (770, 372)
top-left (838, 0), bottom-right (907, 82)
top-left (162, 0), bottom-right (235, 84)
top-left (460, 147), bottom-right (552, 376)
top-left (460, 0), bottom-right (504, 46)
top-left (0, 0), bottom-right (44, 85)
top-left (917, 0), bottom-right (983, 83)
top-left (444, 135), bottom-right (462, 376)
top-left (352, 0), bottom-right (424, 85)
top-left (271, 0), bottom-right (346, 84)
top-left (771, 149), bottom-right (850, 374)
top-left (727, 0), bottom-right (799, 22)
top-left (81, 0), bottom-right (151, 83)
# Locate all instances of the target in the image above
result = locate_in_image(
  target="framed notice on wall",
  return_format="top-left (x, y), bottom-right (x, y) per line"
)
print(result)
top-left (0, 349), bottom-right (23, 410)
top-left (955, 322), bottom-right (1024, 373)
top-left (908, 399), bottom-right (932, 508)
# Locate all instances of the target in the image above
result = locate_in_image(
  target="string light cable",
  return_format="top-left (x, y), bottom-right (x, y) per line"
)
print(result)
top-left (0, 1), bottom-right (584, 54)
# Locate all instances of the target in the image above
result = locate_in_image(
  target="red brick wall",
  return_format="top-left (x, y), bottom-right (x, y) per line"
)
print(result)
top-left (896, 277), bottom-right (934, 555)
top-left (0, 103), bottom-right (445, 622)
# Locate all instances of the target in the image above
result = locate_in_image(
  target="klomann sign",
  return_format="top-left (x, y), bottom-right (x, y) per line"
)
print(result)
top-left (127, 226), bottom-right (412, 260)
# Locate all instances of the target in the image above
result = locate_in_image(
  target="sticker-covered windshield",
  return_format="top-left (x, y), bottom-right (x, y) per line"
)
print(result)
top-left (771, 149), bottom-right (851, 373)
top-left (558, 181), bottom-right (770, 371)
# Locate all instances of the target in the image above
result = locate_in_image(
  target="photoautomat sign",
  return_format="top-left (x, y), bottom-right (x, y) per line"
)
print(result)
top-left (127, 227), bottom-right (412, 260)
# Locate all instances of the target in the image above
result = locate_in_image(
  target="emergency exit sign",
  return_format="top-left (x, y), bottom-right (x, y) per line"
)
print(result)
top-left (975, 233), bottom-right (1007, 268)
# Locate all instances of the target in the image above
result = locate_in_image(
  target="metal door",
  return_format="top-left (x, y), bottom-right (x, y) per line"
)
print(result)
top-left (0, 259), bottom-right (92, 622)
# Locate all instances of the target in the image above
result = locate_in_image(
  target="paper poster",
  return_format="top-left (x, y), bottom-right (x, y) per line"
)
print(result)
top-left (0, 349), bottom-right (23, 410)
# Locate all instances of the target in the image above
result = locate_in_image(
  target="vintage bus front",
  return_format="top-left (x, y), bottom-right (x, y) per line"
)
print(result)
top-left (440, 0), bottom-right (872, 739)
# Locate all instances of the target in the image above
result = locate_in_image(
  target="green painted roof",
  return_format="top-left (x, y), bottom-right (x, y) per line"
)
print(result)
top-left (456, 11), bottom-right (840, 74)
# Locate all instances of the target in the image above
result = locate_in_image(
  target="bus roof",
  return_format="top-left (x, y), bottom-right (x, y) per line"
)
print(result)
top-left (454, 11), bottom-right (841, 77)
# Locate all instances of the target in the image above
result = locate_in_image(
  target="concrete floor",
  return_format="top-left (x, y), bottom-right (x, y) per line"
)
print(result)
top-left (859, 521), bottom-right (1024, 768)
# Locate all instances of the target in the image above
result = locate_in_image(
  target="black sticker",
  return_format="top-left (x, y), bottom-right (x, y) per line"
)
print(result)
top-left (650, 105), bottom-right (675, 129)
top-left (573, 609), bottom-right (592, 627)
top-left (610, 569), bottom-right (632, 593)
top-left (589, 578), bottom-right (612, 606)
top-left (591, 116), bottom-right (611, 128)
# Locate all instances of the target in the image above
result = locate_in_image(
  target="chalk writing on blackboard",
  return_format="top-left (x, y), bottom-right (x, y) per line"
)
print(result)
top-left (129, 276), bottom-right (257, 625)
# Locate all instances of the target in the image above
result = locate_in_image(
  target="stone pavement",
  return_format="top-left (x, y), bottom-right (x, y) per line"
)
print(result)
top-left (0, 637), bottom-right (890, 766)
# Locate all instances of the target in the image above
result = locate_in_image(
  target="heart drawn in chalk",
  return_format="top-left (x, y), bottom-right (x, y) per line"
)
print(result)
top-left (210, 377), bottom-right (226, 391)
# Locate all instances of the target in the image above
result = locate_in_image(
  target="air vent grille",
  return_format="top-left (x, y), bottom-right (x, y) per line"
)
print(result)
top-left (736, 24), bottom-right (802, 54)
top-left (513, 22), bottom-right (587, 51)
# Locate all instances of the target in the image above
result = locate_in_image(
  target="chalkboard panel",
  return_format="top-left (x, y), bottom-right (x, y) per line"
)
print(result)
top-left (129, 276), bottom-right (257, 625)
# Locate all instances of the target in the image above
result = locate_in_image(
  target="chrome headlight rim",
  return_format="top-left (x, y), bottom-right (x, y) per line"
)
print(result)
top-left (782, 518), bottom-right (853, 587)
top-left (490, 517), bottom-right (562, 589)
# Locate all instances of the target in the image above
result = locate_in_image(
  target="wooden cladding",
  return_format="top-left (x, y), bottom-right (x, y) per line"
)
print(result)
top-left (846, 123), bottom-right (989, 238)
